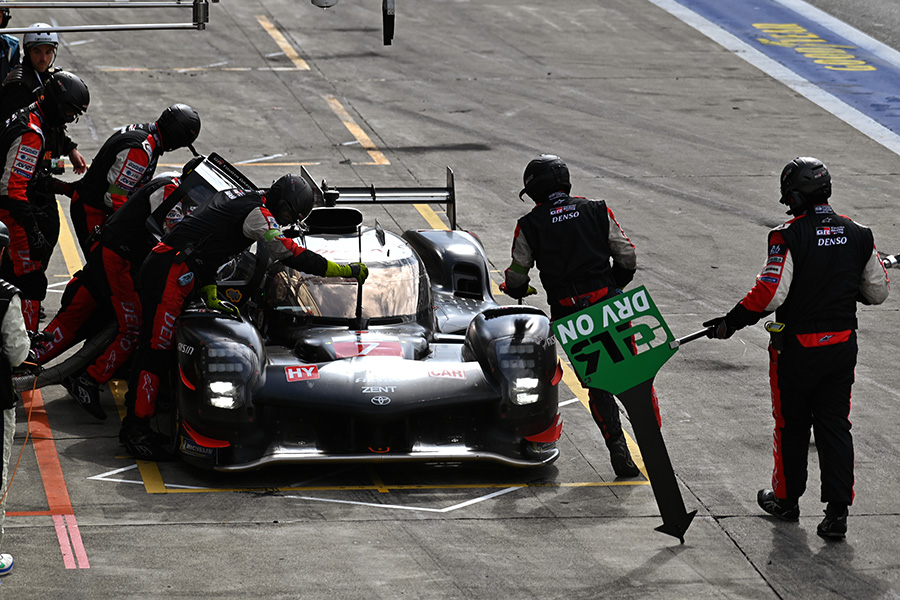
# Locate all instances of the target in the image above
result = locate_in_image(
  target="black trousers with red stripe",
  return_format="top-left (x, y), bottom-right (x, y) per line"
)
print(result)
top-left (768, 331), bottom-right (857, 506)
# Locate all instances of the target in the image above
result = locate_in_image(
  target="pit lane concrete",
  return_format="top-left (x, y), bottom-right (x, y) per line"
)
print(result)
top-left (3, 0), bottom-right (900, 598)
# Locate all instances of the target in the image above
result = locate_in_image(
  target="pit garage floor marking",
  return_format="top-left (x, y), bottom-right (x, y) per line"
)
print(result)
top-left (325, 95), bottom-right (391, 166)
top-left (649, 0), bottom-right (900, 156)
top-left (256, 14), bottom-right (311, 71)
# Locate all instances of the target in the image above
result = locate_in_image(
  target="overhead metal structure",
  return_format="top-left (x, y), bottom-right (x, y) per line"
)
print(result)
top-left (0, 0), bottom-right (219, 33)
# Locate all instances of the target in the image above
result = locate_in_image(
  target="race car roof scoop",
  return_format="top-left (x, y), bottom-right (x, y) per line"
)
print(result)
top-left (304, 207), bottom-right (364, 234)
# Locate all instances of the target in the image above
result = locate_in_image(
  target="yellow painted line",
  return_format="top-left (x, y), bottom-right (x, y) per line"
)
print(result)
top-left (324, 95), bottom-right (390, 166)
top-left (414, 203), bottom-right (447, 230)
top-left (256, 15), bottom-right (310, 71)
top-left (98, 67), bottom-right (302, 73)
top-left (126, 480), bottom-right (650, 494)
top-left (56, 200), bottom-right (83, 278)
top-left (367, 467), bottom-right (390, 493)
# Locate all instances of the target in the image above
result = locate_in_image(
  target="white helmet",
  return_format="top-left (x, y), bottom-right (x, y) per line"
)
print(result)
top-left (24, 23), bottom-right (59, 49)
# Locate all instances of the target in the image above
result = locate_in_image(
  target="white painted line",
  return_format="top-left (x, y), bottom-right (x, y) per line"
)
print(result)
top-left (283, 486), bottom-right (522, 513)
top-left (235, 153), bottom-right (288, 165)
top-left (87, 464), bottom-right (211, 489)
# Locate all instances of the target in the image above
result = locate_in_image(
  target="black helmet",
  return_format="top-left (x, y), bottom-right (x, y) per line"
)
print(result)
top-left (780, 157), bottom-right (831, 216)
top-left (519, 154), bottom-right (571, 203)
top-left (0, 220), bottom-right (8, 248)
top-left (267, 174), bottom-right (314, 226)
top-left (156, 104), bottom-right (201, 151)
top-left (40, 70), bottom-right (90, 126)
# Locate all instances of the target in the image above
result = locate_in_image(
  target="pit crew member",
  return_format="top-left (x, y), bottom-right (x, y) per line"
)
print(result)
top-left (0, 70), bottom-right (89, 330)
top-left (704, 157), bottom-right (889, 539)
top-left (0, 220), bottom-right (31, 580)
top-left (502, 154), bottom-right (642, 478)
top-left (69, 103), bottom-right (200, 253)
top-left (120, 174), bottom-right (369, 460)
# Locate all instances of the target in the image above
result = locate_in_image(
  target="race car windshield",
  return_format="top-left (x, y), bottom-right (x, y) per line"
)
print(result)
top-left (295, 257), bottom-right (427, 321)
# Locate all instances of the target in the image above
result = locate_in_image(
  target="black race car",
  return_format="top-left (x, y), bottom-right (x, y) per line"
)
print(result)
top-left (175, 160), bottom-right (563, 471)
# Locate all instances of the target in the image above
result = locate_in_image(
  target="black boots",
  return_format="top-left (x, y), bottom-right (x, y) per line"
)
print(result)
top-left (607, 435), bottom-right (640, 478)
top-left (757, 489), bottom-right (800, 522)
top-left (817, 503), bottom-right (848, 540)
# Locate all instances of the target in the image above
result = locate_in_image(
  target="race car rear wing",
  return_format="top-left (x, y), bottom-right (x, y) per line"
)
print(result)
top-left (301, 166), bottom-right (458, 230)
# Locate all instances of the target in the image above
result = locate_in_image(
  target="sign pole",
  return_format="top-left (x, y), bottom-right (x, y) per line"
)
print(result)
top-left (616, 379), bottom-right (696, 543)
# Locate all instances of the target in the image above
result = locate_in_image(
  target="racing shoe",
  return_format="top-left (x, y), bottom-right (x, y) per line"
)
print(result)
top-left (0, 553), bottom-right (13, 576)
top-left (62, 373), bottom-right (107, 421)
top-left (757, 489), bottom-right (800, 522)
top-left (607, 435), bottom-right (640, 478)
top-left (120, 422), bottom-right (175, 462)
top-left (817, 503), bottom-right (848, 540)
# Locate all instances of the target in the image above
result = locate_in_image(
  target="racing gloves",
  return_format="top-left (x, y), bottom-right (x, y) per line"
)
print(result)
top-left (499, 281), bottom-right (537, 299)
top-left (324, 260), bottom-right (369, 283)
top-left (702, 316), bottom-right (737, 339)
top-left (200, 284), bottom-right (240, 317)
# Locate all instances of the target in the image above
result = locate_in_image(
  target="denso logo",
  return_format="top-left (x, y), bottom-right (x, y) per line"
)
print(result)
top-left (286, 365), bottom-right (319, 382)
top-left (552, 211), bottom-right (579, 223)
top-left (818, 237), bottom-right (847, 246)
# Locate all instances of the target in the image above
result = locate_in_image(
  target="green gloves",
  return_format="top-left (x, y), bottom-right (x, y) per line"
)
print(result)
top-left (499, 282), bottom-right (537, 299)
top-left (324, 261), bottom-right (369, 283)
top-left (200, 284), bottom-right (240, 316)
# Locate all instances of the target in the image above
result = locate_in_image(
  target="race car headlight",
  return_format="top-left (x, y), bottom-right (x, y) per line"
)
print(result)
top-left (208, 380), bottom-right (241, 409)
top-left (200, 341), bottom-right (259, 410)
top-left (512, 377), bottom-right (540, 405)
top-left (493, 338), bottom-right (546, 406)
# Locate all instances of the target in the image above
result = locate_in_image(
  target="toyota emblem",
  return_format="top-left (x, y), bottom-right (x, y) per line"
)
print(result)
top-left (371, 396), bottom-right (391, 406)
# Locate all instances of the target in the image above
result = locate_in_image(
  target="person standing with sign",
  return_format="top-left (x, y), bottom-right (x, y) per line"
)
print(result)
top-left (501, 154), bottom-right (641, 477)
top-left (704, 157), bottom-right (889, 539)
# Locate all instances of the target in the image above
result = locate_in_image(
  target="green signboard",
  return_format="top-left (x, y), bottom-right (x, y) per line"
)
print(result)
top-left (552, 286), bottom-right (676, 395)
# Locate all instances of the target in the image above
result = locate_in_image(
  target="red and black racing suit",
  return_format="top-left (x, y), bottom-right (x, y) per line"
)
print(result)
top-left (36, 176), bottom-right (182, 384)
top-left (0, 104), bottom-right (55, 330)
top-left (70, 123), bottom-right (162, 253)
top-left (723, 203), bottom-right (889, 508)
top-left (125, 188), bottom-right (330, 423)
top-left (2, 65), bottom-right (82, 268)
top-left (503, 192), bottom-right (653, 445)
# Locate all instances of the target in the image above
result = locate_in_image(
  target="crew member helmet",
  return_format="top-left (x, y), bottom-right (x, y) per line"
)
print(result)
top-left (24, 22), bottom-right (58, 49)
top-left (779, 156), bottom-right (831, 216)
top-left (0, 220), bottom-right (9, 248)
top-left (519, 154), bottom-right (571, 203)
top-left (156, 104), bottom-right (201, 151)
top-left (40, 70), bottom-right (90, 126)
top-left (267, 174), bottom-right (314, 226)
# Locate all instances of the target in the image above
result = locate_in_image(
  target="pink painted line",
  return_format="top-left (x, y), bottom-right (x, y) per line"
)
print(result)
top-left (53, 515), bottom-right (76, 569)
top-left (65, 514), bottom-right (90, 569)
